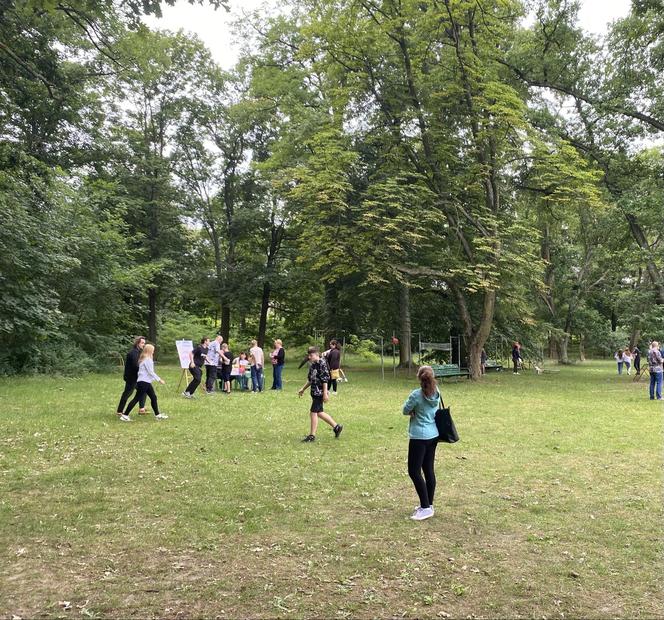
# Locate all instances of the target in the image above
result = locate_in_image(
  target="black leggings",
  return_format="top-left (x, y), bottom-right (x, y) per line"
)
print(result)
top-left (408, 438), bottom-right (438, 508)
top-left (185, 366), bottom-right (202, 394)
top-left (125, 382), bottom-right (160, 416)
top-left (328, 378), bottom-right (338, 392)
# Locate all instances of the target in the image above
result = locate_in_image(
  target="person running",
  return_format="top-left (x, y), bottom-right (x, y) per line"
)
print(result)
top-left (121, 344), bottom-right (168, 421)
top-left (219, 343), bottom-right (232, 393)
top-left (648, 341), bottom-right (663, 400)
top-left (182, 337), bottom-right (208, 398)
top-left (116, 335), bottom-right (146, 416)
top-left (297, 346), bottom-right (343, 443)
top-left (249, 339), bottom-right (264, 393)
top-left (205, 334), bottom-right (222, 393)
top-left (270, 339), bottom-right (285, 390)
top-left (325, 339), bottom-right (342, 395)
top-left (402, 365), bottom-right (440, 521)
top-left (614, 349), bottom-right (624, 375)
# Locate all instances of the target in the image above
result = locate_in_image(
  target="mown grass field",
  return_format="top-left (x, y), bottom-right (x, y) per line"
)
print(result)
top-left (1, 360), bottom-right (662, 618)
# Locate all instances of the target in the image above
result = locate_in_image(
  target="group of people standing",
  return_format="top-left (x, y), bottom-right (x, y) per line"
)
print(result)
top-left (182, 337), bottom-right (286, 398)
top-left (614, 346), bottom-right (641, 376)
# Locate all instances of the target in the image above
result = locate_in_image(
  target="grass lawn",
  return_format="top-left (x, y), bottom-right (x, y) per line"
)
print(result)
top-left (1, 360), bottom-right (662, 618)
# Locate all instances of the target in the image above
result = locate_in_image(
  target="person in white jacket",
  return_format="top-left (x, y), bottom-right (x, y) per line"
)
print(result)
top-left (121, 344), bottom-right (168, 421)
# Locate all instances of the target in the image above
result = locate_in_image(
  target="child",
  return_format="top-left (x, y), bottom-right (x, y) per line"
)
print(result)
top-left (238, 351), bottom-right (249, 390)
top-left (297, 346), bottom-right (343, 442)
top-left (122, 344), bottom-right (168, 421)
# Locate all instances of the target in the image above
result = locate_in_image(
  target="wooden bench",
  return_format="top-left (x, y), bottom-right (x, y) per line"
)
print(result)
top-left (430, 363), bottom-right (470, 379)
top-left (485, 359), bottom-right (503, 372)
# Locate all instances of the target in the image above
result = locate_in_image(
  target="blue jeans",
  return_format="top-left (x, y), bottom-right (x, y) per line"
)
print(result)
top-left (649, 371), bottom-right (662, 400)
top-left (251, 365), bottom-right (264, 392)
top-left (272, 364), bottom-right (283, 389)
top-left (617, 361), bottom-right (623, 375)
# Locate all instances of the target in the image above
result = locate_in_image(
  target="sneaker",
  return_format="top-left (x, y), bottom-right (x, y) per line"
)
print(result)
top-left (410, 506), bottom-right (434, 521)
top-left (182, 392), bottom-right (192, 399)
top-left (333, 424), bottom-right (343, 438)
top-left (301, 434), bottom-right (316, 443)
top-left (155, 413), bottom-right (169, 420)
top-left (119, 414), bottom-right (131, 422)
top-left (138, 408), bottom-right (147, 415)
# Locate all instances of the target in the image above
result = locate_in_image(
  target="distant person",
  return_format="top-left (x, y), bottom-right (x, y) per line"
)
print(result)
top-left (231, 351), bottom-right (249, 391)
top-left (297, 346), bottom-right (343, 442)
top-left (205, 334), bottom-right (222, 393)
top-left (116, 336), bottom-right (146, 417)
top-left (647, 341), bottom-right (663, 400)
top-left (402, 365), bottom-right (440, 521)
top-left (270, 339), bottom-right (285, 390)
top-left (622, 348), bottom-right (632, 375)
top-left (325, 339), bottom-right (341, 394)
top-left (633, 346), bottom-right (641, 375)
top-left (480, 348), bottom-right (487, 375)
top-left (614, 350), bottom-right (624, 375)
top-left (121, 344), bottom-right (168, 421)
top-left (219, 343), bottom-right (232, 393)
top-left (249, 339), bottom-right (264, 392)
top-left (512, 342), bottom-right (521, 375)
top-left (182, 337), bottom-right (208, 399)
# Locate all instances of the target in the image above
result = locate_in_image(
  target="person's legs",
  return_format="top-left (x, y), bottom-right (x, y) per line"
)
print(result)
top-left (205, 365), bottom-right (217, 392)
top-left (513, 360), bottom-right (518, 374)
top-left (657, 372), bottom-right (663, 400)
top-left (626, 361), bottom-right (631, 375)
top-left (618, 361), bottom-right (623, 375)
top-left (407, 439), bottom-right (430, 509)
top-left (258, 367), bottom-right (264, 392)
top-left (271, 365), bottom-right (278, 389)
top-left (421, 439), bottom-right (438, 506)
top-left (185, 366), bottom-right (202, 395)
top-left (329, 377), bottom-right (338, 393)
top-left (117, 380), bottom-right (136, 413)
top-left (145, 384), bottom-right (160, 415)
top-left (125, 382), bottom-right (149, 416)
top-left (650, 372), bottom-right (656, 399)
top-left (317, 411), bottom-right (337, 428)
top-left (275, 364), bottom-right (283, 389)
top-left (309, 410), bottom-right (319, 436)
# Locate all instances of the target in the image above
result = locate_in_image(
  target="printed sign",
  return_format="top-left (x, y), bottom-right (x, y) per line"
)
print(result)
top-left (175, 340), bottom-right (194, 369)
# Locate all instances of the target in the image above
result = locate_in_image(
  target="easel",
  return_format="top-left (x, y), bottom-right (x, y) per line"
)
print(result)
top-left (175, 339), bottom-right (194, 393)
top-left (176, 367), bottom-right (191, 392)
top-left (633, 367), bottom-right (649, 383)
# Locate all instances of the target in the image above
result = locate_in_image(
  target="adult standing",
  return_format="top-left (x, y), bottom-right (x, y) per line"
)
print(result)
top-left (219, 343), bottom-right (232, 393)
top-left (182, 337), bottom-right (208, 398)
top-left (249, 339), bottom-right (264, 393)
top-left (633, 346), bottom-right (641, 375)
top-left (116, 335), bottom-right (146, 416)
top-left (270, 339), bottom-right (285, 390)
top-left (402, 365), bottom-right (440, 521)
top-left (480, 348), bottom-right (487, 375)
top-left (205, 334), bottom-right (222, 393)
top-left (647, 341), bottom-right (663, 400)
top-left (326, 339), bottom-right (341, 395)
top-left (512, 342), bottom-right (521, 375)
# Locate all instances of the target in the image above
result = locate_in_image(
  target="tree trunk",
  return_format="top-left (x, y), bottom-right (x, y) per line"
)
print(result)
top-left (220, 305), bottom-right (230, 343)
top-left (148, 287), bottom-right (157, 346)
top-left (579, 334), bottom-right (586, 362)
top-left (625, 213), bottom-right (664, 304)
top-left (324, 282), bottom-right (338, 342)
top-left (257, 281), bottom-right (271, 349)
top-left (629, 327), bottom-right (640, 350)
top-left (558, 335), bottom-right (570, 364)
top-left (398, 282), bottom-right (412, 367)
top-left (611, 309), bottom-right (618, 332)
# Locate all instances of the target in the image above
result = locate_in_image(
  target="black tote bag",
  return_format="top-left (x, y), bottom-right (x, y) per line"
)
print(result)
top-left (435, 395), bottom-right (459, 443)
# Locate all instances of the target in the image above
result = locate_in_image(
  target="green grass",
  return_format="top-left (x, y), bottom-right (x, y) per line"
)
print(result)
top-left (1, 361), bottom-right (662, 618)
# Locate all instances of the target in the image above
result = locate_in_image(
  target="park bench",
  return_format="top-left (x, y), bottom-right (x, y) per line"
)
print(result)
top-left (430, 363), bottom-right (470, 379)
top-left (485, 359), bottom-right (503, 372)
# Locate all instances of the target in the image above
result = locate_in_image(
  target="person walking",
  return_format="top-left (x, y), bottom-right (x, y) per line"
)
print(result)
top-left (249, 339), bottom-right (265, 392)
top-left (622, 348), bottom-right (632, 375)
top-left (325, 339), bottom-right (342, 394)
top-left (297, 346), bottom-right (343, 442)
top-left (182, 337), bottom-right (208, 398)
top-left (647, 341), bottom-right (663, 400)
top-left (116, 335), bottom-right (146, 416)
top-left (614, 350), bottom-right (624, 375)
top-left (402, 365), bottom-right (440, 521)
top-left (512, 342), bottom-right (521, 375)
top-left (270, 339), bottom-right (285, 390)
top-left (205, 334), bottom-right (222, 393)
top-left (121, 344), bottom-right (168, 421)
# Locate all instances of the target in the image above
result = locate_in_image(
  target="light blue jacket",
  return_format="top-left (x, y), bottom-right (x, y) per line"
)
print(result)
top-left (402, 388), bottom-right (440, 440)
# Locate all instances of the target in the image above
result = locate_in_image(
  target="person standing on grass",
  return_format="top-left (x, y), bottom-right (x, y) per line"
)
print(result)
top-left (614, 349), bottom-right (624, 375)
top-left (512, 342), bottom-right (521, 374)
top-left (633, 346), bottom-right (641, 375)
top-left (402, 365), bottom-right (440, 521)
top-left (121, 344), bottom-right (168, 421)
top-left (480, 348), bottom-right (487, 376)
top-left (219, 343), bottom-right (232, 393)
top-left (647, 341), bottom-right (663, 400)
top-left (182, 337), bottom-right (208, 399)
top-left (298, 346), bottom-right (343, 443)
top-left (270, 339), bottom-right (285, 390)
top-left (249, 339), bottom-right (264, 392)
top-left (116, 336), bottom-right (146, 417)
top-left (325, 339), bottom-right (342, 395)
top-left (205, 334), bottom-right (222, 393)
top-left (622, 348), bottom-right (633, 375)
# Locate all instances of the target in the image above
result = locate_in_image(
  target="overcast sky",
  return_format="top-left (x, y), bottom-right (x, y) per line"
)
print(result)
top-left (143, 0), bottom-right (632, 70)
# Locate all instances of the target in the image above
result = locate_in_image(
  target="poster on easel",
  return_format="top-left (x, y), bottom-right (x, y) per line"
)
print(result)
top-left (175, 340), bottom-right (194, 369)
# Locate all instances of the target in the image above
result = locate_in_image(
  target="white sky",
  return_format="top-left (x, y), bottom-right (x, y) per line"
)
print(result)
top-left (143, 0), bottom-right (632, 70)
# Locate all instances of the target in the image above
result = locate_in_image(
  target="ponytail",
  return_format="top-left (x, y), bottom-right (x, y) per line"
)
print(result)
top-left (417, 365), bottom-right (438, 398)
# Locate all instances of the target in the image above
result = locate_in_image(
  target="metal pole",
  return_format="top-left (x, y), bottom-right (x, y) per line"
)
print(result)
top-left (392, 331), bottom-right (396, 377)
top-left (342, 335), bottom-right (346, 366)
top-left (380, 336), bottom-right (385, 381)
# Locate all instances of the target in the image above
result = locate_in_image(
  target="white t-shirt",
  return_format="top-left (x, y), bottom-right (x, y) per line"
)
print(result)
top-left (250, 346), bottom-right (264, 368)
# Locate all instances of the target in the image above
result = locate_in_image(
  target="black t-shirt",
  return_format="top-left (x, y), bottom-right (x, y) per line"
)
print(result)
top-left (327, 348), bottom-right (341, 370)
top-left (193, 345), bottom-right (208, 367)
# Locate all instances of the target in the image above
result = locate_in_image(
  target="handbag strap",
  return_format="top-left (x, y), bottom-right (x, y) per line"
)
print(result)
top-left (438, 392), bottom-right (446, 409)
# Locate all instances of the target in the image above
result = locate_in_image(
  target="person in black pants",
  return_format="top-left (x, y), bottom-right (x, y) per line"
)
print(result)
top-left (182, 337), bottom-right (208, 398)
top-left (325, 339), bottom-right (341, 394)
top-left (632, 346), bottom-right (641, 375)
top-left (116, 335), bottom-right (146, 416)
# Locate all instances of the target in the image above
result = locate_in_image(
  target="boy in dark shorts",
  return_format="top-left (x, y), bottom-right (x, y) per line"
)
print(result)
top-left (297, 346), bottom-right (343, 442)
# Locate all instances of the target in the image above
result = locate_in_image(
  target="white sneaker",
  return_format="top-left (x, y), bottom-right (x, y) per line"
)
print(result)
top-left (410, 506), bottom-right (434, 521)
top-left (119, 414), bottom-right (131, 422)
top-left (182, 391), bottom-right (192, 399)
top-left (155, 413), bottom-right (169, 420)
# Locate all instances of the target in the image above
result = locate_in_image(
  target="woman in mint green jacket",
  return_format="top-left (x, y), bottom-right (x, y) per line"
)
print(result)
top-left (402, 365), bottom-right (440, 521)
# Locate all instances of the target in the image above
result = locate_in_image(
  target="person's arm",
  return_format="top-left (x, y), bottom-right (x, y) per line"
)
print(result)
top-left (145, 359), bottom-right (165, 384)
top-left (298, 381), bottom-right (311, 397)
top-left (402, 391), bottom-right (418, 417)
top-left (189, 351), bottom-right (195, 368)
